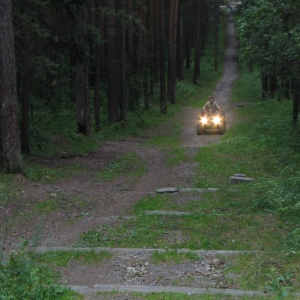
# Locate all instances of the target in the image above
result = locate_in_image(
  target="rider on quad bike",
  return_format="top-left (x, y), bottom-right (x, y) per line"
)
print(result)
top-left (197, 96), bottom-right (226, 135)
top-left (202, 96), bottom-right (220, 114)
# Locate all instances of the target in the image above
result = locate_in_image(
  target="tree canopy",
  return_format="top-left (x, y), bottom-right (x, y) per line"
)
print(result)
top-left (238, 0), bottom-right (300, 77)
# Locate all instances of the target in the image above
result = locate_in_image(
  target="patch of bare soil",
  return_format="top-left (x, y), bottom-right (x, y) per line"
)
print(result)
top-left (0, 15), bottom-right (244, 298)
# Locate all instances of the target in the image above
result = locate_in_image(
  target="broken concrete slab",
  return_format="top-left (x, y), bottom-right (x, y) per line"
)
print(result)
top-left (233, 174), bottom-right (247, 177)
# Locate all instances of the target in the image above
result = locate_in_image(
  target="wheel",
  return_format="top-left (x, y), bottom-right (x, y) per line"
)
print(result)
top-left (197, 124), bottom-right (206, 135)
top-left (218, 121), bottom-right (226, 134)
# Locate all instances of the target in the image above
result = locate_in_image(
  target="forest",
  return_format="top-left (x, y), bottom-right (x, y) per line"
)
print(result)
top-left (1, 0), bottom-right (224, 174)
top-left (1, 0), bottom-right (299, 174)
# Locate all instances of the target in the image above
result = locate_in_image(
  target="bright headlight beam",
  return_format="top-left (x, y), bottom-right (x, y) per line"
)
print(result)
top-left (213, 116), bottom-right (221, 124)
top-left (200, 117), bottom-right (208, 124)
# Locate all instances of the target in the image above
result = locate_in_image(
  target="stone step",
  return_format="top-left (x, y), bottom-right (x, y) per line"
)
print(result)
top-left (156, 187), bottom-right (220, 193)
top-left (32, 247), bottom-right (300, 299)
top-left (33, 246), bottom-right (255, 255)
top-left (68, 284), bottom-right (273, 298)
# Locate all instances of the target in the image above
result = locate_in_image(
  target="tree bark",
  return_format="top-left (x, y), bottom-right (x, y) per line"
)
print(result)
top-left (106, 0), bottom-right (118, 123)
top-left (214, 0), bottom-right (219, 71)
top-left (159, 0), bottom-right (167, 113)
top-left (21, 62), bottom-right (31, 154)
top-left (76, 4), bottom-right (91, 135)
top-left (94, 0), bottom-right (102, 130)
top-left (119, 0), bottom-right (127, 125)
top-left (0, 0), bottom-right (22, 173)
top-left (177, 4), bottom-right (184, 81)
top-left (167, 0), bottom-right (179, 104)
top-left (193, 0), bottom-right (203, 83)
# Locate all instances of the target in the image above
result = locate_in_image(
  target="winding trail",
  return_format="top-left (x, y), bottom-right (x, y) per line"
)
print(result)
top-left (180, 17), bottom-right (239, 148)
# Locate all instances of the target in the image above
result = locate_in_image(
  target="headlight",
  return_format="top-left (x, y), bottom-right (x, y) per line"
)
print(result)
top-left (213, 116), bottom-right (221, 124)
top-left (200, 117), bottom-right (208, 124)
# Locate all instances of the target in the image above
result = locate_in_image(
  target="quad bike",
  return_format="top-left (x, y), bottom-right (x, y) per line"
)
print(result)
top-left (197, 110), bottom-right (226, 135)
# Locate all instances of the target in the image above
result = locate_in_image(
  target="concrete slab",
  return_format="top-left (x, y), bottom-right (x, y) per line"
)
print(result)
top-left (69, 283), bottom-right (270, 297)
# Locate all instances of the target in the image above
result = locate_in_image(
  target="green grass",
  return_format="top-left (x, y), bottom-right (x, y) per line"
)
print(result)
top-left (167, 147), bottom-right (187, 165)
top-left (75, 213), bottom-right (286, 251)
top-left (132, 194), bottom-right (171, 214)
top-left (33, 198), bottom-right (60, 214)
top-left (224, 251), bottom-right (300, 291)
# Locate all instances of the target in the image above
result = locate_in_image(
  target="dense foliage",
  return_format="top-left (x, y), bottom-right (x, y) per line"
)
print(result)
top-left (237, 0), bottom-right (300, 76)
top-left (236, 0), bottom-right (300, 116)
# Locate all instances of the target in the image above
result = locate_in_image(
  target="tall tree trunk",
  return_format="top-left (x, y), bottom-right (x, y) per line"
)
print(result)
top-left (167, 0), bottom-right (179, 104)
top-left (76, 5), bottom-right (91, 135)
top-left (119, 0), bottom-right (127, 125)
top-left (94, 0), bottom-right (102, 130)
top-left (126, 0), bottom-right (136, 111)
top-left (0, 0), bottom-right (22, 173)
top-left (76, 59), bottom-right (91, 135)
top-left (148, 0), bottom-right (156, 96)
top-left (214, 0), bottom-right (219, 71)
top-left (184, 1), bottom-right (192, 71)
top-left (21, 63), bottom-right (31, 154)
top-left (152, 0), bottom-right (160, 89)
top-left (177, 6), bottom-right (184, 81)
top-left (193, 0), bottom-right (202, 83)
top-left (106, 0), bottom-right (118, 123)
top-left (159, 0), bottom-right (167, 113)
top-left (167, 0), bottom-right (174, 103)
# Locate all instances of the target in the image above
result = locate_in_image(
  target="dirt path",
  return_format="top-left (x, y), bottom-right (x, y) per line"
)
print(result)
top-left (0, 12), bottom-right (247, 299)
top-left (181, 19), bottom-right (239, 149)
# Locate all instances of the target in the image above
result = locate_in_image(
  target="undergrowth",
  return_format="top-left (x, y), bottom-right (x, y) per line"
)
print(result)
top-left (0, 242), bottom-right (82, 300)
